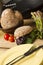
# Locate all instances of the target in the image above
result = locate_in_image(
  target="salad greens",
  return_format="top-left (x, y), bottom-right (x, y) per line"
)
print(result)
top-left (25, 11), bottom-right (43, 44)
top-left (25, 29), bottom-right (38, 43)
top-left (31, 11), bottom-right (43, 39)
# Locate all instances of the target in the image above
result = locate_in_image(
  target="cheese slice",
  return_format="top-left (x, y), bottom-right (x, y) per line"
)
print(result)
top-left (0, 44), bottom-right (43, 65)
top-left (16, 49), bottom-right (43, 65)
top-left (0, 44), bottom-right (33, 65)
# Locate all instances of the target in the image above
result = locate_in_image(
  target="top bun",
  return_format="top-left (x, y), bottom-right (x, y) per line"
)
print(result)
top-left (15, 11), bottom-right (23, 21)
top-left (1, 9), bottom-right (19, 29)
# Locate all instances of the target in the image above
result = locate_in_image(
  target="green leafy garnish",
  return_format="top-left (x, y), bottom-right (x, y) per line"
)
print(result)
top-left (25, 11), bottom-right (43, 44)
top-left (31, 11), bottom-right (43, 39)
top-left (25, 29), bottom-right (37, 44)
top-left (25, 38), bottom-right (33, 43)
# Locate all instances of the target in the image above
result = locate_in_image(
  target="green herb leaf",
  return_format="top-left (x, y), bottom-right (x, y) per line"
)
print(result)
top-left (25, 38), bottom-right (33, 43)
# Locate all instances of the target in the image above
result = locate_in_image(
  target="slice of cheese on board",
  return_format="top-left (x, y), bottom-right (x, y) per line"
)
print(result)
top-left (17, 49), bottom-right (43, 65)
top-left (0, 44), bottom-right (33, 65)
top-left (0, 44), bottom-right (43, 65)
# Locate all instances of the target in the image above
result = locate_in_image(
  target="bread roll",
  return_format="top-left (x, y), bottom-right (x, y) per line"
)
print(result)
top-left (14, 26), bottom-right (33, 38)
top-left (1, 9), bottom-right (19, 29)
top-left (15, 11), bottom-right (23, 21)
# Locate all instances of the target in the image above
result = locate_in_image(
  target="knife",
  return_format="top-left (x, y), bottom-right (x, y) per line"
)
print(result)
top-left (6, 45), bottom-right (43, 65)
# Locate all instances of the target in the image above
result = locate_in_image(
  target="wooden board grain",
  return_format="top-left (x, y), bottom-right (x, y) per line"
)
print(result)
top-left (34, 39), bottom-right (43, 46)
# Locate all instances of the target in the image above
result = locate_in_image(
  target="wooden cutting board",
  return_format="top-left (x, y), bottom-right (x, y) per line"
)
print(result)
top-left (34, 39), bottom-right (43, 46)
top-left (0, 29), bottom-right (17, 49)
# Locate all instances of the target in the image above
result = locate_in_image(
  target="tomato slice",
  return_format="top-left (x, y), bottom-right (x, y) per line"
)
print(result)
top-left (8, 35), bottom-right (14, 42)
top-left (4, 33), bottom-right (10, 40)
